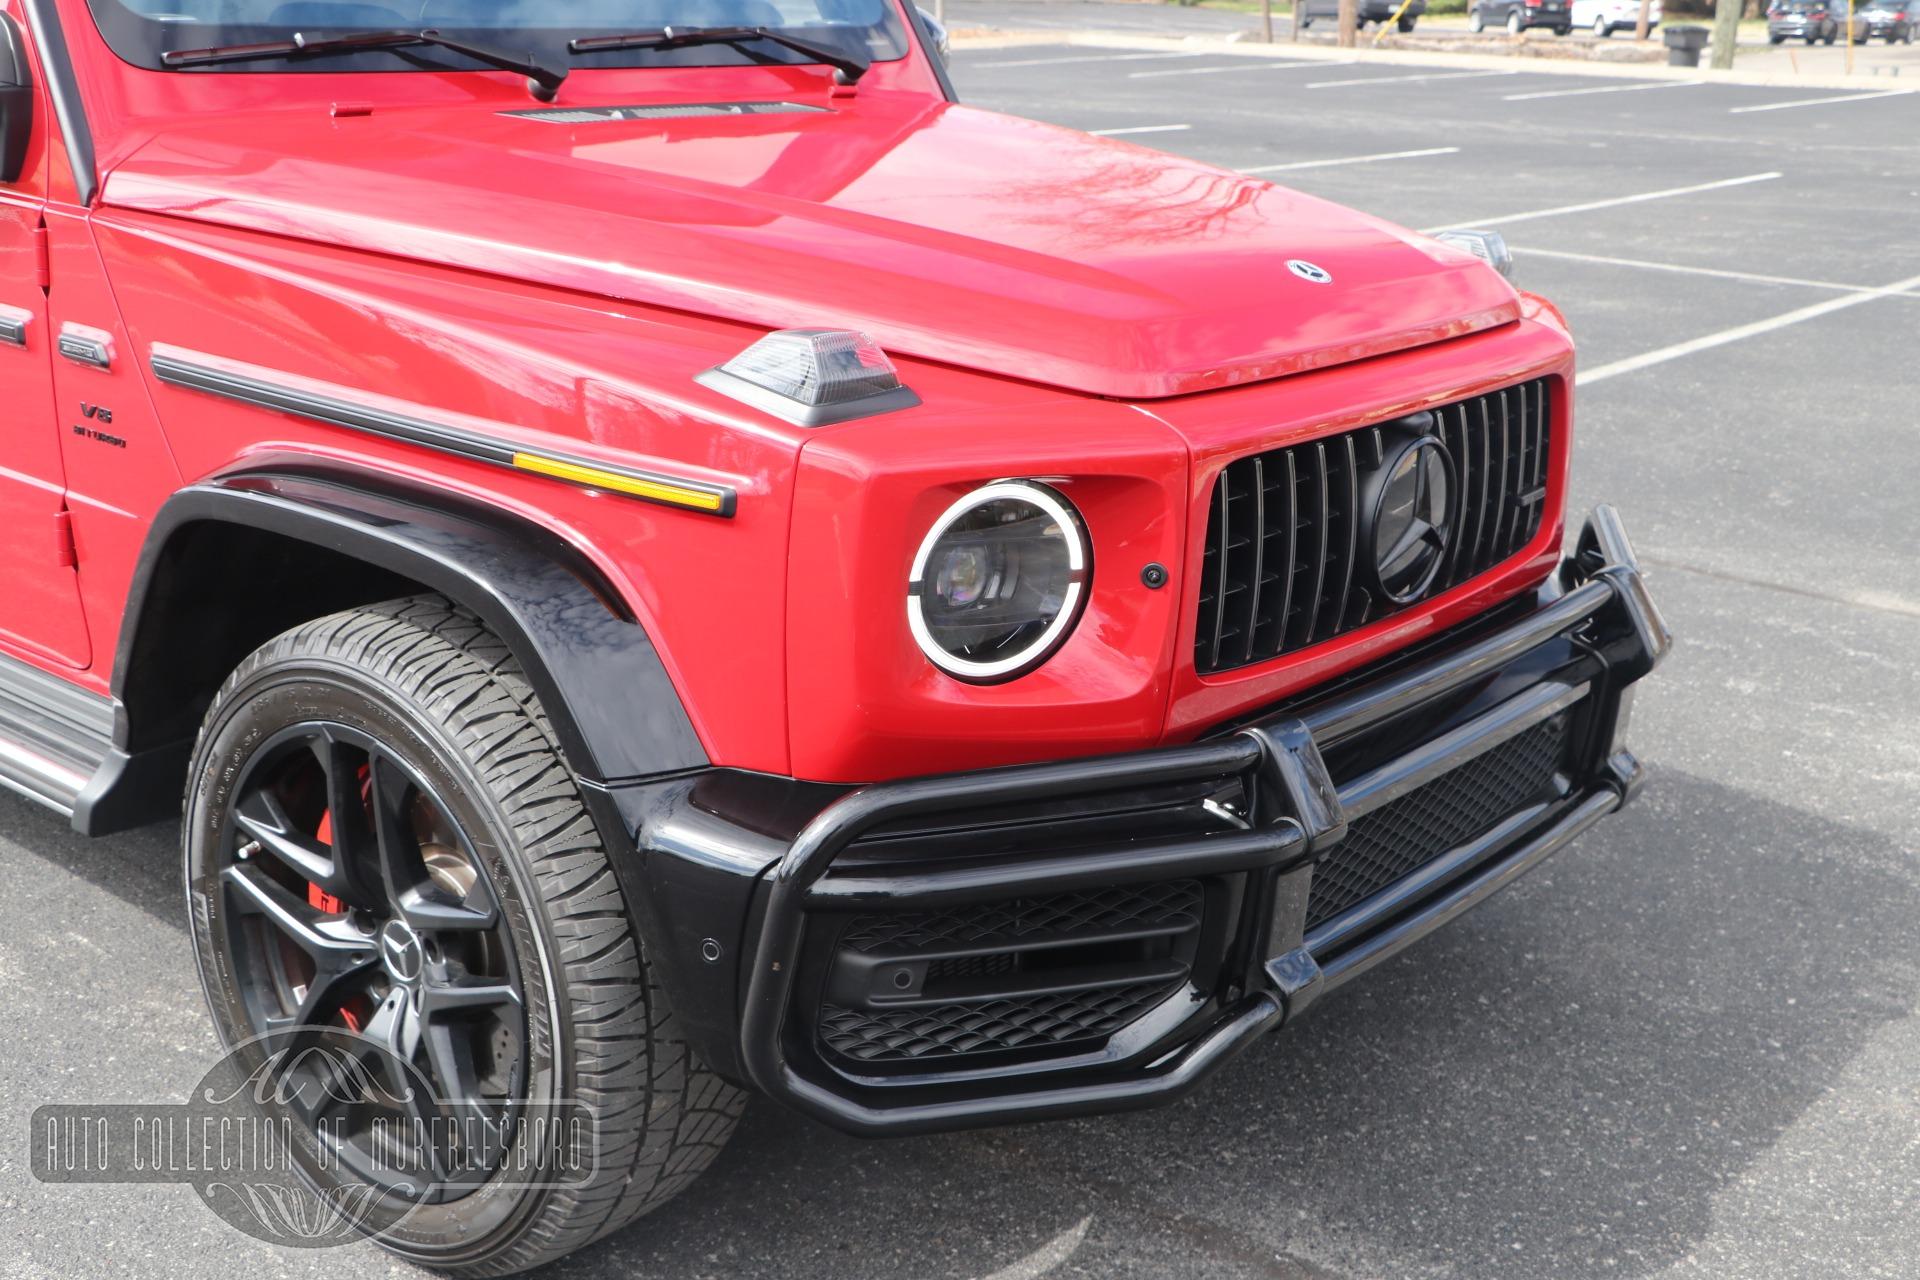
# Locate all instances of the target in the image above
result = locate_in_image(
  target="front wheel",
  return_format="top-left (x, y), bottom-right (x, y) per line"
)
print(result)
top-left (1507, 9), bottom-right (1524, 34)
top-left (1469, 7), bottom-right (1487, 30)
top-left (1399, 15), bottom-right (1417, 30)
top-left (1595, 16), bottom-right (1612, 34)
top-left (184, 596), bottom-right (744, 1276)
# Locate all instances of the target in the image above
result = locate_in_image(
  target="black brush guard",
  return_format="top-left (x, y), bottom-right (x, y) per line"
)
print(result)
top-left (740, 507), bottom-right (1670, 1135)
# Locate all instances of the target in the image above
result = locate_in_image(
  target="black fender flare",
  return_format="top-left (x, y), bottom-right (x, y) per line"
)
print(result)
top-left (79, 466), bottom-right (707, 833)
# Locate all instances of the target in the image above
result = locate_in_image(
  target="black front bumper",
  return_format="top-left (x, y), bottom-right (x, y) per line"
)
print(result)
top-left (608, 507), bottom-right (1669, 1136)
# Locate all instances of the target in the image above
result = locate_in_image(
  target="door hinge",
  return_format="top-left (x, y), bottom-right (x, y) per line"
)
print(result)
top-left (53, 508), bottom-right (76, 568)
top-left (33, 219), bottom-right (49, 293)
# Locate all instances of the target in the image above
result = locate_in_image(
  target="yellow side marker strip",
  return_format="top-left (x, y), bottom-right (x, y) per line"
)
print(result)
top-left (511, 452), bottom-right (731, 514)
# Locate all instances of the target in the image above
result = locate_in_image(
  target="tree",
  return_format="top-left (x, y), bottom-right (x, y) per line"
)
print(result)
top-left (1711, 0), bottom-right (1740, 68)
top-left (1339, 0), bottom-right (1359, 46)
top-left (1634, 0), bottom-right (1654, 38)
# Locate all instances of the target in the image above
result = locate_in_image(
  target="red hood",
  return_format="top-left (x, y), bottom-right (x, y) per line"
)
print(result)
top-left (103, 89), bottom-right (1520, 399)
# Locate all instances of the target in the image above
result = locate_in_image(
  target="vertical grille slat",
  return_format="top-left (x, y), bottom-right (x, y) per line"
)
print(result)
top-left (1238, 457), bottom-right (1266, 667)
top-left (1335, 433), bottom-right (1362, 632)
top-left (1299, 443), bottom-right (1332, 648)
top-left (1195, 378), bottom-right (1552, 675)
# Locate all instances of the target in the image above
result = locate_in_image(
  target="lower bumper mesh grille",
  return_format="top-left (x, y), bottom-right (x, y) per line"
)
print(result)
top-left (1307, 713), bottom-right (1571, 930)
top-left (818, 882), bottom-right (1201, 1067)
top-left (821, 983), bottom-right (1174, 1063)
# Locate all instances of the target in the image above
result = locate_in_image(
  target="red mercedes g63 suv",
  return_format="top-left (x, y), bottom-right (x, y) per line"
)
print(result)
top-left (0, 0), bottom-right (1668, 1271)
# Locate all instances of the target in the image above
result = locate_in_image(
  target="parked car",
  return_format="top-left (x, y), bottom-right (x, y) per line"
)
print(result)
top-left (1298, 0), bottom-right (1430, 32)
top-left (1768, 0), bottom-right (1842, 42)
top-left (1573, 0), bottom-right (1663, 36)
top-left (0, 0), bottom-right (1670, 1274)
top-left (1469, 0), bottom-right (1576, 35)
top-left (1852, 0), bottom-right (1917, 41)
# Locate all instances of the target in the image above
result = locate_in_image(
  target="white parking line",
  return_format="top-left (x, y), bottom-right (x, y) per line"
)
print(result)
top-left (1513, 245), bottom-right (1920, 299)
top-left (1130, 59), bottom-right (1339, 79)
top-left (1305, 69), bottom-right (1519, 89)
top-left (1090, 124), bottom-right (1193, 137)
top-left (1730, 89), bottom-right (1915, 114)
top-left (1504, 79), bottom-right (1704, 102)
top-left (1241, 146), bottom-right (1460, 174)
top-left (1421, 171), bottom-right (1781, 233)
top-left (1578, 270), bottom-right (1920, 386)
top-left (973, 51), bottom-right (1209, 69)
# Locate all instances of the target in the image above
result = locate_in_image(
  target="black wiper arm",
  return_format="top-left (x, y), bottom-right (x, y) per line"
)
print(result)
top-left (568, 26), bottom-right (869, 84)
top-left (162, 29), bottom-right (567, 101)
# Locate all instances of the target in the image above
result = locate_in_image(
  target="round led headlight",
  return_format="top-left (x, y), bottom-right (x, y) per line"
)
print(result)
top-left (907, 481), bottom-right (1090, 682)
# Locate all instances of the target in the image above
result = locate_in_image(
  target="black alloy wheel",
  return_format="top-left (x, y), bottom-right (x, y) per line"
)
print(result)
top-left (217, 721), bottom-right (526, 1200)
top-left (185, 595), bottom-right (744, 1275)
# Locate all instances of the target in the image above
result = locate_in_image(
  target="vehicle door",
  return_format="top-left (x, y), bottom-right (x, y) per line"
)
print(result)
top-left (0, 5), bottom-right (87, 668)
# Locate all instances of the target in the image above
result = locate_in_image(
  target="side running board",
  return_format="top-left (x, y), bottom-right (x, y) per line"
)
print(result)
top-left (0, 651), bottom-right (112, 817)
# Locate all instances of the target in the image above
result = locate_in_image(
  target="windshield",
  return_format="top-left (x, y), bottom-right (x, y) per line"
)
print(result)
top-left (88, 0), bottom-right (911, 73)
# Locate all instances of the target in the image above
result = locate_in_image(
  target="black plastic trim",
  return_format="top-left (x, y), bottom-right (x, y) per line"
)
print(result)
top-left (20, 0), bottom-right (95, 205)
top-left (902, 0), bottom-right (959, 102)
top-left (90, 472), bottom-right (707, 832)
top-left (151, 350), bottom-right (737, 517)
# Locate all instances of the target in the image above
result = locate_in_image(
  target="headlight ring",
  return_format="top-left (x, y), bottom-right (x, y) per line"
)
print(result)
top-left (906, 480), bottom-right (1090, 683)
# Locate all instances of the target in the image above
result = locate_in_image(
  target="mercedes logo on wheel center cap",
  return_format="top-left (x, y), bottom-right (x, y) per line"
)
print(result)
top-left (1286, 259), bottom-right (1333, 285)
top-left (379, 919), bottom-right (425, 983)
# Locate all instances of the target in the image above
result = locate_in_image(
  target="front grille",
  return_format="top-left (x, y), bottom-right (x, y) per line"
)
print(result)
top-left (820, 983), bottom-right (1173, 1064)
top-left (1195, 379), bottom-right (1553, 674)
top-left (1307, 712), bottom-right (1570, 930)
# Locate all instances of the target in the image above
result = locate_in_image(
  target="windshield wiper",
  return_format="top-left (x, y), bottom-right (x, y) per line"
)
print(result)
top-left (568, 27), bottom-right (869, 84)
top-left (162, 29), bottom-right (567, 101)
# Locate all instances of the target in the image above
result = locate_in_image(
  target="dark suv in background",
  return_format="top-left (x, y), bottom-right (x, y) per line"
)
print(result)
top-left (1298, 0), bottom-right (1429, 31)
top-left (1469, 0), bottom-right (1575, 36)
top-left (1768, 0), bottom-right (1842, 42)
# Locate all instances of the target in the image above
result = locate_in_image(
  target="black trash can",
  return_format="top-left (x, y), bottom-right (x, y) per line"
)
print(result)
top-left (1664, 24), bottom-right (1709, 67)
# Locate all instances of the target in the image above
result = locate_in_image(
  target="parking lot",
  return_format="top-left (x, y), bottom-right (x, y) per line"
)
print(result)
top-left (5, 33), bottom-right (1920, 1280)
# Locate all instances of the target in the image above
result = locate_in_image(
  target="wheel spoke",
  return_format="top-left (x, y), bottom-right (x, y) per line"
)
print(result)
top-left (360, 988), bottom-right (455, 1181)
top-left (223, 864), bottom-right (374, 962)
top-left (234, 789), bottom-right (343, 895)
top-left (420, 1018), bottom-right (506, 1168)
top-left (421, 976), bottom-right (522, 1017)
top-left (310, 733), bottom-right (381, 908)
top-left (370, 754), bottom-right (496, 932)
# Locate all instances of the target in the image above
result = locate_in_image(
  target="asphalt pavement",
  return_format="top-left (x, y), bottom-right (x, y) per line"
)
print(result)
top-left (4, 32), bottom-right (1920, 1280)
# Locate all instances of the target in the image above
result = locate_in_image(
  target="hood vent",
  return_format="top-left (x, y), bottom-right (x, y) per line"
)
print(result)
top-left (503, 101), bottom-right (826, 124)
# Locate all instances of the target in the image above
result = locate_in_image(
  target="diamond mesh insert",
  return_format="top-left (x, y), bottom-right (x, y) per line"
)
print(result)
top-left (839, 881), bottom-right (1202, 955)
top-left (820, 983), bottom-right (1174, 1063)
top-left (1307, 713), bottom-right (1570, 930)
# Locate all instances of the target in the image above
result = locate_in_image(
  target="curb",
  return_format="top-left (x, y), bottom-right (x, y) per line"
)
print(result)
top-left (949, 26), bottom-right (1918, 91)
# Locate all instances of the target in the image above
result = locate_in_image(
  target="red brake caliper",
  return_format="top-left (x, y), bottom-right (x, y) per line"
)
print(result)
top-left (309, 770), bottom-right (369, 1033)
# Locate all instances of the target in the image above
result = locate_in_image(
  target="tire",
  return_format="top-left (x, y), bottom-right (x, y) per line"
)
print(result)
top-left (1469, 7), bottom-right (1486, 30)
top-left (1805, 31), bottom-right (1818, 42)
top-left (1555, 23), bottom-right (1572, 33)
top-left (1595, 16), bottom-right (1612, 35)
top-left (183, 596), bottom-right (744, 1276)
top-left (1299, 12), bottom-right (1312, 25)
top-left (1399, 14), bottom-right (1417, 30)
top-left (1770, 32), bottom-right (1785, 42)
top-left (1507, 9), bottom-right (1524, 34)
